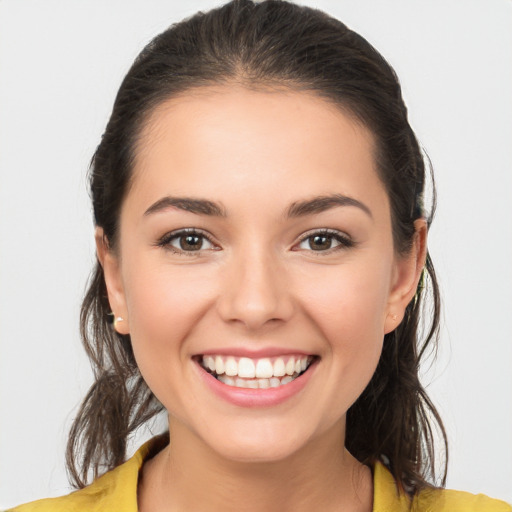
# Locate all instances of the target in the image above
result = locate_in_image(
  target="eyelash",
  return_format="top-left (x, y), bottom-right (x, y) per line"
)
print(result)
top-left (294, 229), bottom-right (354, 254)
top-left (156, 228), bottom-right (354, 256)
top-left (156, 228), bottom-right (218, 256)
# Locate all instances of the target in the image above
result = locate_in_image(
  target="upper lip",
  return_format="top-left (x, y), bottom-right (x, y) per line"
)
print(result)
top-left (195, 347), bottom-right (317, 358)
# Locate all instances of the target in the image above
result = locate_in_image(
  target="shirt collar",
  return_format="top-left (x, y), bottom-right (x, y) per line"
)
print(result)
top-left (90, 436), bottom-right (411, 512)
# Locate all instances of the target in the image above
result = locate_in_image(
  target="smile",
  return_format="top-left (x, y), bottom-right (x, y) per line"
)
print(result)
top-left (199, 354), bottom-right (315, 389)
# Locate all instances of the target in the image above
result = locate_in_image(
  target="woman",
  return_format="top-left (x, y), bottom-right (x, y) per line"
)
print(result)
top-left (8, 1), bottom-right (511, 510)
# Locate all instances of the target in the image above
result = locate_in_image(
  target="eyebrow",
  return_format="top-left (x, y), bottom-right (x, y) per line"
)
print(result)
top-left (143, 193), bottom-right (372, 219)
top-left (287, 194), bottom-right (373, 219)
top-left (144, 196), bottom-right (227, 217)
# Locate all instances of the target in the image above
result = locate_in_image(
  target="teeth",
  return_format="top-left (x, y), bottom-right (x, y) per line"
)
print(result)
top-left (218, 373), bottom-right (304, 389)
top-left (258, 378), bottom-right (270, 389)
top-left (204, 355), bottom-right (216, 372)
top-left (215, 356), bottom-right (225, 375)
top-left (201, 354), bottom-right (313, 382)
top-left (225, 357), bottom-right (238, 377)
top-left (285, 357), bottom-right (295, 375)
top-left (235, 378), bottom-right (247, 388)
top-left (238, 357), bottom-right (256, 378)
top-left (218, 375), bottom-right (235, 386)
top-left (269, 377), bottom-right (281, 388)
top-left (273, 358), bottom-right (286, 377)
top-left (255, 358), bottom-right (273, 378)
top-left (219, 374), bottom-right (298, 389)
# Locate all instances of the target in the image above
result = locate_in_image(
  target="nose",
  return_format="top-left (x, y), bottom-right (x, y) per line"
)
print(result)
top-left (216, 245), bottom-right (294, 330)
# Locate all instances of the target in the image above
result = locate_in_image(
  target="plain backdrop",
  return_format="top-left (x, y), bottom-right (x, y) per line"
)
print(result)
top-left (1, 0), bottom-right (511, 508)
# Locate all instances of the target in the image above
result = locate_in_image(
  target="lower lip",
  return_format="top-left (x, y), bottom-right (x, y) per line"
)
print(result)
top-left (194, 359), bottom-right (318, 408)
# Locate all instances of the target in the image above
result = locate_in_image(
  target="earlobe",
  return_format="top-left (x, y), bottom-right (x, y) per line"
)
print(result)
top-left (384, 219), bottom-right (428, 334)
top-left (95, 228), bottom-right (130, 335)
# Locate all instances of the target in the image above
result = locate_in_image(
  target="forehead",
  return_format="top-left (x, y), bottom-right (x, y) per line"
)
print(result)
top-left (128, 85), bottom-right (388, 218)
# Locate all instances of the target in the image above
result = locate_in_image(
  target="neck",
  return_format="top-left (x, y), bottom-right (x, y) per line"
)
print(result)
top-left (138, 419), bottom-right (373, 512)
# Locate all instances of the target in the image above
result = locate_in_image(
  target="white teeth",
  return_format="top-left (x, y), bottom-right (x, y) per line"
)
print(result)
top-left (202, 354), bottom-right (313, 382)
top-left (215, 355), bottom-right (225, 375)
top-left (273, 358), bottom-right (286, 377)
top-left (255, 358), bottom-right (273, 378)
top-left (218, 373), bottom-right (303, 389)
top-left (285, 357), bottom-right (295, 375)
top-left (225, 357), bottom-right (238, 377)
top-left (258, 378), bottom-right (270, 389)
top-left (235, 378), bottom-right (247, 388)
top-left (269, 377), bottom-right (281, 388)
top-left (218, 375), bottom-right (235, 386)
top-left (204, 355), bottom-right (216, 372)
top-left (238, 357), bottom-right (256, 378)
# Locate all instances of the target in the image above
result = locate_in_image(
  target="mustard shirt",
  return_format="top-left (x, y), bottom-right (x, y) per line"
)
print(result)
top-left (10, 438), bottom-right (511, 512)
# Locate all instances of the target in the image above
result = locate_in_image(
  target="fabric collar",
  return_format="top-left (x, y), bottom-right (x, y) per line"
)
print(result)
top-left (81, 435), bottom-right (411, 511)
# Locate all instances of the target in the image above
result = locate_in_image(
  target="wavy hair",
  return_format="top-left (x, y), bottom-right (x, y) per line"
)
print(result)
top-left (67, 0), bottom-right (447, 492)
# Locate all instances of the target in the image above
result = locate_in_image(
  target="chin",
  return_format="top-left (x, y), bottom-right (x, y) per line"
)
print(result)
top-left (215, 440), bottom-right (303, 464)
top-left (199, 420), bottom-right (316, 464)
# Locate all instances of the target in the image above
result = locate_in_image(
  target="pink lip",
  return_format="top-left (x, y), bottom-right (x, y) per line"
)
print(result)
top-left (193, 358), bottom-right (318, 408)
top-left (197, 347), bottom-right (313, 358)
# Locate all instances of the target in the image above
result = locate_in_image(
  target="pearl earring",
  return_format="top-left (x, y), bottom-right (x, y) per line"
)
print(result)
top-left (113, 316), bottom-right (124, 330)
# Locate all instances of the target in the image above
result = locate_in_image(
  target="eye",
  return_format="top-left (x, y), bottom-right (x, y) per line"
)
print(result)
top-left (157, 229), bottom-right (217, 254)
top-left (296, 230), bottom-right (353, 253)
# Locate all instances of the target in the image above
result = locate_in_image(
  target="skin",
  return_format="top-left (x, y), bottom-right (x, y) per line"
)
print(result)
top-left (97, 86), bottom-right (427, 511)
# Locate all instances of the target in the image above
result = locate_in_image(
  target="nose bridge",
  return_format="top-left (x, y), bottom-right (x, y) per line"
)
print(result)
top-left (218, 240), bottom-right (293, 329)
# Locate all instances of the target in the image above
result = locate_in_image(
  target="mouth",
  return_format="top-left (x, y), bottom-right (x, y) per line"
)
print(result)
top-left (197, 354), bottom-right (317, 389)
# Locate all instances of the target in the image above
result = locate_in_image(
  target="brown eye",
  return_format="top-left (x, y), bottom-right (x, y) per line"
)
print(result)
top-left (160, 230), bottom-right (216, 253)
top-left (178, 234), bottom-right (204, 251)
top-left (308, 234), bottom-right (333, 251)
top-left (296, 230), bottom-right (353, 253)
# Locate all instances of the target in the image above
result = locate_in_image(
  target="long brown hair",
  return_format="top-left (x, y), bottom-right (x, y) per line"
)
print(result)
top-left (67, 0), bottom-right (447, 492)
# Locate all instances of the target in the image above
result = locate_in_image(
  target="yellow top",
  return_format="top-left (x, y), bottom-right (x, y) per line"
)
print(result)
top-left (10, 437), bottom-right (511, 512)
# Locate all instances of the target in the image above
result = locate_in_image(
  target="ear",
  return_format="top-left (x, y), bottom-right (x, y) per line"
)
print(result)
top-left (95, 227), bottom-right (130, 335)
top-left (384, 219), bottom-right (428, 334)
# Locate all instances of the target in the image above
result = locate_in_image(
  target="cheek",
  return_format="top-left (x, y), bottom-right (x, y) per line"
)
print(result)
top-left (296, 257), bottom-right (392, 390)
top-left (125, 256), bottom-right (216, 328)
top-left (300, 259), bottom-right (392, 340)
top-left (121, 258), bottom-right (218, 388)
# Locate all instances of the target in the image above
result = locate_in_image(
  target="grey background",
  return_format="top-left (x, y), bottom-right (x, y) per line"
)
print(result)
top-left (1, 0), bottom-right (511, 507)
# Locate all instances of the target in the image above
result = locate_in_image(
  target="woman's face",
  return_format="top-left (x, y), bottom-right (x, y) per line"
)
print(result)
top-left (101, 86), bottom-right (422, 463)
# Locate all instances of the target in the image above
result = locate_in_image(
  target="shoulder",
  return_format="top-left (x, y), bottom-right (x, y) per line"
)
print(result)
top-left (412, 488), bottom-right (512, 512)
top-left (7, 436), bottom-right (166, 512)
top-left (373, 461), bottom-right (511, 512)
top-left (6, 465), bottom-right (136, 512)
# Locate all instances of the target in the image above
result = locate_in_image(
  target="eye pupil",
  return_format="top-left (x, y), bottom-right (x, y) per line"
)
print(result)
top-left (180, 234), bottom-right (202, 250)
top-left (310, 235), bottom-right (331, 250)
